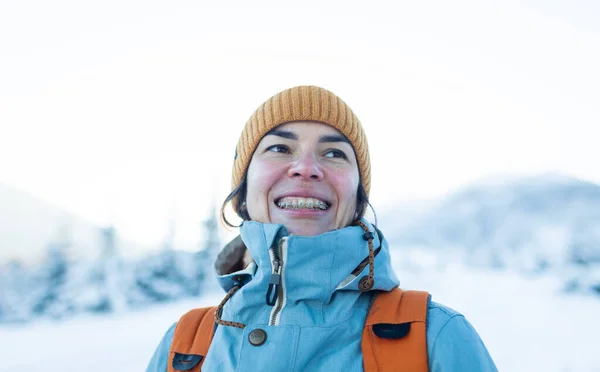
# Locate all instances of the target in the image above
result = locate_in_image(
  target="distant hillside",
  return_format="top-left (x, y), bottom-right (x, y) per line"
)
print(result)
top-left (0, 182), bottom-right (103, 264)
top-left (378, 173), bottom-right (600, 294)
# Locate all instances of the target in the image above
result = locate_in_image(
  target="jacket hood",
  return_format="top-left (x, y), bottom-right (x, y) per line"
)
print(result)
top-left (214, 219), bottom-right (399, 302)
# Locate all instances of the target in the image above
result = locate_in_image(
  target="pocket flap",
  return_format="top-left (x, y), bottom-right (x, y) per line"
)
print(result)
top-left (172, 352), bottom-right (203, 371)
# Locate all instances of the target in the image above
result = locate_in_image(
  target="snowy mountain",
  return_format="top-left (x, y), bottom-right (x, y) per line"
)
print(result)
top-left (0, 182), bottom-right (103, 264)
top-left (379, 173), bottom-right (600, 294)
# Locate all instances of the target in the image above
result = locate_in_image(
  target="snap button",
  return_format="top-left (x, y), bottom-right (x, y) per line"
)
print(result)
top-left (248, 328), bottom-right (267, 346)
top-left (358, 276), bottom-right (374, 292)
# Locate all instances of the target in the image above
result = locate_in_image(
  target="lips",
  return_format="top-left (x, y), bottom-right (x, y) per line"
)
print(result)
top-left (275, 196), bottom-right (330, 210)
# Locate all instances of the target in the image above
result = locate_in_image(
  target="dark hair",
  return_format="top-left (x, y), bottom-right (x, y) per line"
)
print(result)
top-left (220, 173), bottom-right (250, 228)
top-left (220, 175), bottom-right (377, 229)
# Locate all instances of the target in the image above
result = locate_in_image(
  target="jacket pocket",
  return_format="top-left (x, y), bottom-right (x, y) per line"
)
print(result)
top-left (172, 352), bottom-right (203, 371)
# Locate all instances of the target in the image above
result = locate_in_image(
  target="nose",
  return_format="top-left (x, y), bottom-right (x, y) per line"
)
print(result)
top-left (287, 153), bottom-right (324, 181)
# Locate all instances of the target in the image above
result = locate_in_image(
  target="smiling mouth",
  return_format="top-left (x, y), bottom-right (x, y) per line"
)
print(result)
top-left (275, 196), bottom-right (330, 211)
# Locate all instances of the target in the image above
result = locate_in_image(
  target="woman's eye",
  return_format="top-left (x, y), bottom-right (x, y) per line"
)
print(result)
top-left (267, 145), bottom-right (290, 154)
top-left (324, 149), bottom-right (347, 159)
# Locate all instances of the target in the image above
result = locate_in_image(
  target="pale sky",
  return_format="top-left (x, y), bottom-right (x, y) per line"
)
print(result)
top-left (1, 0), bottom-right (599, 254)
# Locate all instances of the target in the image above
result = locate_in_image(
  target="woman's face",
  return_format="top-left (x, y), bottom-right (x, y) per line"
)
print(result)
top-left (245, 121), bottom-right (360, 236)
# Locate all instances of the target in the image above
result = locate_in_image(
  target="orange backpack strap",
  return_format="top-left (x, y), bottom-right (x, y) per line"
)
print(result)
top-left (168, 306), bottom-right (217, 372)
top-left (361, 288), bottom-right (430, 372)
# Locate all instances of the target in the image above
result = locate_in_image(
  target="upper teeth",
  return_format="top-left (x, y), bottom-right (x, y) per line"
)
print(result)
top-left (277, 197), bottom-right (328, 210)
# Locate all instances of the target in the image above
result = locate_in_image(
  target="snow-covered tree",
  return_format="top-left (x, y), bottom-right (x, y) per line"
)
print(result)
top-left (76, 225), bottom-right (127, 313)
top-left (30, 222), bottom-right (74, 319)
top-left (0, 259), bottom-right (35, 323)
top-left (101, 226), bottom-right (127, 312)
top-left (131, 216), bottom-right (202, 304)
top-left (196, 203), bottom-right (222, 293)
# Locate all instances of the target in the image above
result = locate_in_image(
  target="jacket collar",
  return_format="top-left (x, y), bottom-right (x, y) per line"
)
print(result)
top-left (214, 219), bottom-right (399, 305)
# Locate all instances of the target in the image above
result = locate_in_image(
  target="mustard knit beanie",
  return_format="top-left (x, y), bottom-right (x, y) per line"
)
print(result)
top-left (231, 85), bottom-right (371, 213)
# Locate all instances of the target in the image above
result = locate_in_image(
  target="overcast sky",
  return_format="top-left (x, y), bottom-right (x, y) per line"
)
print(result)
top-left (1, 0), bottom-right (598, 251)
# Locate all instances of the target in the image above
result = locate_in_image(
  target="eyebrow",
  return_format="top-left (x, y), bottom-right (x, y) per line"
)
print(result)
top-left (266, 129), bottom-right (298, 140)
top-left (266, 129), bottom-right (350, 144)
top-left (318, 134), bottom-right (351, 145)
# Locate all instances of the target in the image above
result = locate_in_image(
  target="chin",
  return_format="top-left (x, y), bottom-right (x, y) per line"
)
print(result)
top-left (286, 222), bottom-right (337, 236)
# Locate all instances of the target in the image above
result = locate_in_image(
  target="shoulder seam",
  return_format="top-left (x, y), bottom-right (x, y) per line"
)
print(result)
top-left (431, 314), bottom-right (464, 351)
top-left (429, 301), bottom-right (459, 317)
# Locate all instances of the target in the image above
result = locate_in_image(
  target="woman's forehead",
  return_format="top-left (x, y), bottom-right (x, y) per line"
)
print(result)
top-left (268, 121), bottom-right (345, 137)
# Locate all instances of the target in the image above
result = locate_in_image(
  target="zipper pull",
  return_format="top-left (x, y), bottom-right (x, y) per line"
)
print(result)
top-left (266, 258), bottom-right (281, 306)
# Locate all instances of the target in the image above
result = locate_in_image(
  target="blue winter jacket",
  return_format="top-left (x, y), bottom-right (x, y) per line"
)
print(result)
top-left (146, 220), bottom-right (498, 371)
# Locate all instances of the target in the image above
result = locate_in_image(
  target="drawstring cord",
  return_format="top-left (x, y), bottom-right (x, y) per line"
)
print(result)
top-left (355, 220), bottom-right (375, 292)
top-left (214, 279), bottom-right (246, 329)
top-left (213, 222), bottom-right (377, 328)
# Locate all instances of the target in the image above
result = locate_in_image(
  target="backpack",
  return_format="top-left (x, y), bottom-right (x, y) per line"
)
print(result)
top-left (168, 287), bottom-right (429, 372)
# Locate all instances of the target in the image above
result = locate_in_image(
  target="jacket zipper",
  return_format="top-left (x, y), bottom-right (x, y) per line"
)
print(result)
top-left (267, 237), bottom-right (288, 326)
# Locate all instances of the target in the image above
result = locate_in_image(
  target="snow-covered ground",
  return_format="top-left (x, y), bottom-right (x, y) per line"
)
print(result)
top-left (0, 291), bottom-right (223, 372)
top-left (2, 253), bottom-right (599, 372)
top-left (394, 261), bottom-right (600, 372)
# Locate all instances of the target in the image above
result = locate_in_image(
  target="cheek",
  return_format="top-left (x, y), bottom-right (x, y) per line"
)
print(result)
top-left (246, 161), bottom-right (283, 203)
top-left (329, 169), bottom-right (360, 206)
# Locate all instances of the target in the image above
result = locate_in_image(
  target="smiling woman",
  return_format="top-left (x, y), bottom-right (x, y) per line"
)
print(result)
top-left (243, 121), bottom-right (361, 236)
top-left (145, 86), bottom-right (498, 372)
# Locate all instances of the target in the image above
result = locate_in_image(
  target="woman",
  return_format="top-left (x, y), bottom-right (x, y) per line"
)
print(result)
top-left (146, 86), bottom-right (498, 371)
